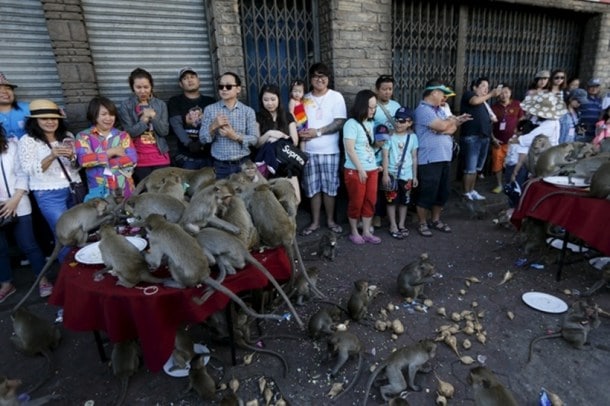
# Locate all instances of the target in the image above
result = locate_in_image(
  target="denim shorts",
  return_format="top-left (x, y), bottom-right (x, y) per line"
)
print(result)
top-left (461, 135), bottom-right (490, 174)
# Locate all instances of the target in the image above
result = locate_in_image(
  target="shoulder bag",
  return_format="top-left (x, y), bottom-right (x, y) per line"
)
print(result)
top-left (0, 156), bottom-right (18, 228)
top-left (274, 139), bottom-right (308, 177)
top-left (380, 134), bottom-right (411, 191)
top-left (45, 140), bottom-right (88, 205)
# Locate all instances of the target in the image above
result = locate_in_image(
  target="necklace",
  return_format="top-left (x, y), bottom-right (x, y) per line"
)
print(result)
top-left (311, 91), bottom-right (328, 110)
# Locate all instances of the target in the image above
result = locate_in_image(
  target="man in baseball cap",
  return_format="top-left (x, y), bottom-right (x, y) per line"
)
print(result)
top-left (0, 72), bottom-right (29, 139)
top-left (167, 67), bottom-right (216, 168)
top-left (580, 78), bottom-right (603, 142)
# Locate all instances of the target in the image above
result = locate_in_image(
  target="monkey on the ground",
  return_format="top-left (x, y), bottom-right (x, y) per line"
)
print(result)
top-left (215, 180), bottom-right (259, 250)
top-left (143, 214), bottom-right (284, 324)
top-left (318, 230), bottom-right (337, 262)
top-left (12, 198), bottom-right (115, 313)
top-left (170, 327), bottom-right (196, 371)
top-left (289, 266), bottom-right (321, 306)
top-left (528, 299), bottom-right (601, 362)
top-left (194, 227), bottom-right (303, 328)
top-left (10, 308), bottom-right (61, 395)
top-left (396, 253), bottom-right (436, 300)
top-left (582, 264), bottom-right (610, 296)
top-left (362, 339), bottom-right (437, 403)
top-left (387, 397), bottom-right (410, 406)
top-left (123, 192), bottom-right (186, 224)
top-left (326, 331), bottom-right (363, 401)
top-left (187, 354), bottom-right (216, 400)
top-left (0, 376), bottom-right (60, 406)
top-left (467, 366), bottom-right (518, 406)
top-left (308, 306), bottom-right (343, 339)
top-left (111, 340), bottom-right (140, 406)
top-left (180, 182), bottom-right (240, 235)
top-left (348, 279), bottom-right (370, 321)
top-left (97, 224), bottom-right (164, 288)
top-left (220, 390), bottom-right (245, 406)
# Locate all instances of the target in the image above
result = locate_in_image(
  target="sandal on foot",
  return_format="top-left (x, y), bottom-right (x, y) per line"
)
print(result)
top-left (418, 223), bottom-right (433, 237)
top-left (300, 226), bottom-right (320, 236)
top-left (389, 230), bottom-right (404, 240)
top-left (363, 235), bottom-right (381, 244)
top-left (398, 228), bottom-right (410, 237)
top-left (429, 220), bottom-right (452, 233)
top-left (348, 234), bottom-right (365, 245)
top-left (328, 224), bottom-right (343, 233)
top-left (0, 285), bottom-right (16, 303)
top-left (39, 282), bottom-right (54, 298)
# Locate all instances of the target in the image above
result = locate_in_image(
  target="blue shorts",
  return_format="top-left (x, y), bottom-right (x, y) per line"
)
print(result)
top-left (461, 135), bottom-right (490, 174)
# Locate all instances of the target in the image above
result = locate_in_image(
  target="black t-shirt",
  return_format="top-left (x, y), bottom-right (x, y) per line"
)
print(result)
top-left (167, 93), bottom-right (216, 157)
top-left (460, 90), bottom-right (492, 137)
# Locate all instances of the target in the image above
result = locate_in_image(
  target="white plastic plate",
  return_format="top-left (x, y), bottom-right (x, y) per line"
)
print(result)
top-left (589, 257), bottom-right (610, 271)
top-left (74, 236), bottom-right (148, 265)
top-left (542, 176), bottom-right (589, 188)
top-left (546, 238), bottom-right (589, 253)
top-left (522, 292), bottom-right (568, 314)
top-left (163, 344), bottom-right (210, 378)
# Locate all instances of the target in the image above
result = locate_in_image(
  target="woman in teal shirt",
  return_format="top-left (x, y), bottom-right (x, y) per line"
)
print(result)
top-left (343, 89), bottom-right (381, 245)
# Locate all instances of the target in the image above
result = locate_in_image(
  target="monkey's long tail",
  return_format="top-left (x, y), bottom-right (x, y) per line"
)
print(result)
top-left (240, 343), bottom-right (288, 378)
top-left (292, 239), bottom-right (326, 299)
top-left (115, 377), bottom-right (129, 406)
top-left (527, 333), bottom-right (562, 363)
top-left (25, 350), bottom-right (52, 395)
top-left (332, 353), bottom-right (362, 402)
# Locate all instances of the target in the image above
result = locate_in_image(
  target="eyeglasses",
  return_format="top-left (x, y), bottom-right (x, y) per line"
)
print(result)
top-left (554, 76), bottom-right (565, 80)
top-left (396, 118), bottom-right (412, 123)
top-left (218, 84), bottom-right (237, 90)
top-left (312, 74), bottom-right (328, 81)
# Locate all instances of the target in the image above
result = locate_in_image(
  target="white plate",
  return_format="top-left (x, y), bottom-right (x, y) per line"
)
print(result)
top-left (163, 344), bottom-right (210, 378)
top-left (546, 238), bottom-right (589, 253)
top-left (522, 292), bottom-right (568, 314)
top-left (589, 257), bottom-right (610, 271)
top-left (543, 176), bottom-right (589, 188)
top-left (74, 236), bottom-right (148, 265)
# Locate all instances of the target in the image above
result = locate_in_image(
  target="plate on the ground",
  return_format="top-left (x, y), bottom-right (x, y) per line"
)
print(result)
top-left (74, 237), bottom-right (148, 265)
top-left (522, 292), bottom-right (568, 313)
top-left (163, 344), bottom-right (210, 378)
top-left (546, 238), bottom-right (589, 253)
top-left (542, 176), bottom-right (589, 188)
top-left (589, 257), bottom-right (610, 271)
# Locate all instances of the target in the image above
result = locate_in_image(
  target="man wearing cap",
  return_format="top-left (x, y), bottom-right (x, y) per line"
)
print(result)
top-left (559, 88), bottom-right (588, 144)
top-left (579, 78), bottom-right (602, 142)
top-left (167, 67), bottom-right (216, 169)
top-left (490, 84), bottom-right (524, 194)
top-left (413, 80), bottom-right (471, 237)
top-left (0, 73), bottom-right (29, 139)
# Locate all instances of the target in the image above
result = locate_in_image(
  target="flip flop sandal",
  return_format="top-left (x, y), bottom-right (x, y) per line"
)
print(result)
top-left (300, 226), bottom-right (320, 236)
top-left (389, 230), bottom-right (404, 240)
top-left (328, 224), bottom-right (343, 233)
top-left (429, 220), bottom-right (452, 233)
top-left (398, 228), bottom-right (410, 237)
top-left (418, 223), bottom-right (433, 237)
top-left (0, 286), bottom-right (16, 303)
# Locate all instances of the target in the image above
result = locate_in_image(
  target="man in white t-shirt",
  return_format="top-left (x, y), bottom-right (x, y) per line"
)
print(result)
top-left (298, 63), bottom-right (347, 236)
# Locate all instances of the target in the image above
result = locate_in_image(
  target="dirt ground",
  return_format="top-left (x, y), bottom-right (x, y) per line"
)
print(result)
top-left (1, 176), bottom-right (609, 406)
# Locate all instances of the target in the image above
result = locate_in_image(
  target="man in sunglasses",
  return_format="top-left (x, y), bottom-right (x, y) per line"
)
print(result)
top-left (200, 72), bottom-right (258, 178)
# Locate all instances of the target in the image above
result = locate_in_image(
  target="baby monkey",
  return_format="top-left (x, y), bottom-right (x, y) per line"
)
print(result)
top-left (347, 279), bottom-right (370, 321)
top-left (467, 366), bottom-right (518, 406)
top-left (318, 230), bottom-right (337, 261)
top-left (396, 253), bottom-right (435, 300)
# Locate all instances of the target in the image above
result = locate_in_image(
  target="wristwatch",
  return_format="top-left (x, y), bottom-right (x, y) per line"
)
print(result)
top-left (316, 129), bottom-right (322, 137)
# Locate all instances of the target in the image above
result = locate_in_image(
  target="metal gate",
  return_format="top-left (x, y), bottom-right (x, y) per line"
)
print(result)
top-left (392, 0), bottom-right (586, 110)
top-left (240, 0), bottom-right (318, 109)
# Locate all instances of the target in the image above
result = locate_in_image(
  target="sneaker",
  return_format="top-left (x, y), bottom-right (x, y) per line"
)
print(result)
top-left (39, 282), bottom-right (53, 298)
top-left (0, 285), bottom-right (16, 303)
top-left (470, 190), bottom-right (486, 200)
top-left (492, 185), bottom-right (503, 194)
top-left (464, 191), bottom-right (474, 201)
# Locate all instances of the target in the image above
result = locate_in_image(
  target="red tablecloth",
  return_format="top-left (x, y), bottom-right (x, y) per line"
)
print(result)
top-left (48, 246), bottom-right (291, 372)
top-left (511, 179), bottom-right (610, 255)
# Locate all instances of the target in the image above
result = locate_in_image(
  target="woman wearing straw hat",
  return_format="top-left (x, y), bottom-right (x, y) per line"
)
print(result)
top-left (0, 123), bottom-right (49, 301)
top-left (17, 100), bottom-right (82, 255)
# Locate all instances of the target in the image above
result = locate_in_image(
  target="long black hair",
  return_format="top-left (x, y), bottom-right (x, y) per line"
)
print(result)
top-left (349, 89), bottom-right (377, 122)
top-left (24, 117), bottom-right (69, 144)
top-left (0, 123), bottom-right (7, 154)
top-left (256, 84), bottom-right (290, 134)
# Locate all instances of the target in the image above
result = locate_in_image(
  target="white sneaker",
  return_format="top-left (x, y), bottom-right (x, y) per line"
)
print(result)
top-left (464, 191), bottom-right (474, 200)
top-left (470, 190), bottom-right (486, 200)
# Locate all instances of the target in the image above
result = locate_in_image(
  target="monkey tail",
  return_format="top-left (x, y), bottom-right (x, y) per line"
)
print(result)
top-left (248, 255), bottom-right (304, 330)
top-left (240, 343), bottom-right (289, 378)
top-left (292, 239), bottom-right (326, 299)
top-left (333, 352), bottom-right (362, 402)
top-left (25, 350), bottom-right (53, 395)
top-left (114, 377), bottom-right (129, 406)
top-left (313, 299), bottom-right (349, 316)
top-left (12, 244), bottom-right (62, 314)
top-left (527, 332), bottom-right (562, 363)
top-left (362, 362), bottom-right (385, 406)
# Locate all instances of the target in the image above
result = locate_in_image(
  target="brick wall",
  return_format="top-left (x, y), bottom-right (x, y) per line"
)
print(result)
top-left (42, 0), bottom-right (98, 131)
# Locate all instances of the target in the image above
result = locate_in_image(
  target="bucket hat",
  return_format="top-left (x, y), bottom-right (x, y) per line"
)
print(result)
top-left (0, 73), bottom-right (17, 88)
top-left (534, 70), bottom-right (550, 79)
top-left (520, 93), bottom-right (567, 120)
top-left (27, 99), bottom-right (66, 119)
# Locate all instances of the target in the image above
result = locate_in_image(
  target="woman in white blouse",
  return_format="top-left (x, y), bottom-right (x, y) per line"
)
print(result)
top-left (0, 123), bottom-right (50, 302)
top-left (18, 100), bottom-right (82, 241)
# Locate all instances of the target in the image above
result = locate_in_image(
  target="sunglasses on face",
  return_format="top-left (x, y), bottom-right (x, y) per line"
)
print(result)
top-left (396, 118), bottom-right (412, 123)
top-left (218, 84), bottom-right (237, 90)
top-left (554, 76), bottom-right (565, 80)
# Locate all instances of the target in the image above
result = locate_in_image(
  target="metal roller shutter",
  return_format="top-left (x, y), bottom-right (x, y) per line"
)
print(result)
top-left (0, 0), bottom-right (65, 105)
top-left (82, 0), bottom-right (214, 104)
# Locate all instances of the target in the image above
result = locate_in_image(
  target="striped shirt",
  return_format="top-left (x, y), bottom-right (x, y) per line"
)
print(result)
top-left (414, 101), bottom-right (453, 164)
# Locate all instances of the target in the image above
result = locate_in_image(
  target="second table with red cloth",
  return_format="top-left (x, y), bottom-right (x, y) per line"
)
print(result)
top-left (48, 246), bottom-right (291, 372)
top-left (511, 179), bottom-right (610, 255)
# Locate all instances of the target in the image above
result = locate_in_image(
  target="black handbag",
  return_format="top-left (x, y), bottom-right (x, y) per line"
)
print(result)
top-left (0, 156), bottom-right (17, 228)
top-left (274, 139), bottom-right (308, 177)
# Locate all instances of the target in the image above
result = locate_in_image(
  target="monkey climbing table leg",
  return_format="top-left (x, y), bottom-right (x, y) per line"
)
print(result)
top-left (556, 232), bottom-right (570, 282)
top-left (93, 331), bottom-right (109, 362)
